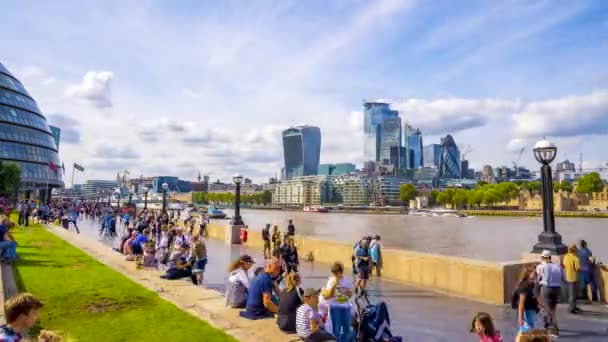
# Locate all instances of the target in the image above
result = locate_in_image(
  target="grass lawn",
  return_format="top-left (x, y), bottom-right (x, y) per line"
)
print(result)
top-left (10, 217), bottom-right (236, 342)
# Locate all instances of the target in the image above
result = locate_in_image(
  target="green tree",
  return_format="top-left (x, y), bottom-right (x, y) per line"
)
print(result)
top-left (560, 180), bottom-right (573, 193)
top-left (399, 184), bottom-right (417, 203)
top-left (452, 189), bottom-right (468, 208)
top-left (436, 191), bottom-right (451, 207)
top-left (522, 181), bottom-right (541, 196)
top-left (576, 172), bottom-right (604, 193)
top-left (262, 190), bottom-right (273, 205)
top-left (428, 190), bottom-right (439, 205)
top-left (467, 190), bottom-right (484, 208)
top-left (477, 180), bottom-right (488, 187)
top-left (553, 182), bottom-right (561, 193)
top-left (482, 189), bottom-right (500, 207)
top-left (0, 161), bottom-right (21, 199)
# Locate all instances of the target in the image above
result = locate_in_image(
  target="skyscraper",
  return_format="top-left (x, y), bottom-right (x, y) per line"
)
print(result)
top-left (404, 124), bottom-right (423, 169)
top-left (423, 144), bottom-right (441, 168)
top-left (363, 102), bottom-right (401, 165)
top-left (282, 125), bottom-right (321, 180)
top-left (439, 135), bottom-right (461, 178)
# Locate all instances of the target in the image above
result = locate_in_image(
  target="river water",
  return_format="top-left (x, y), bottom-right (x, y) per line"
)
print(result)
top-left (223, 209), bottom-right (608, 262)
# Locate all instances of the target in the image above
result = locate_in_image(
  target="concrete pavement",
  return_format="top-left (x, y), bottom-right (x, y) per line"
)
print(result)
top-left (58, 218), bottom-right (608, 341)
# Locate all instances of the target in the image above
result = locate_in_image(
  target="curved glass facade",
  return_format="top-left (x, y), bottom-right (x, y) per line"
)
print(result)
top-left (439, 134), bottom-right (461, 179)
top-left (282, 126), bottom-right (321, 180)
top-left (0, 62), bottom-right (62, 193)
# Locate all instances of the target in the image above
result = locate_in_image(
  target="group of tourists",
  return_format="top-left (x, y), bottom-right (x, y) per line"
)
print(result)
top-left (470, 240), bottom-right (601, 342)
top-left (352, 235), bottom-right (383, 295)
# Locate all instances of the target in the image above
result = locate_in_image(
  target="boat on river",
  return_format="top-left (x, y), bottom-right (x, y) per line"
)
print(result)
top-left (206, 205), bottom-right (227, 219)
top-left (303, 206), bottom-right (330, 213)
top-left (410, 209), bottom-right (467, 217)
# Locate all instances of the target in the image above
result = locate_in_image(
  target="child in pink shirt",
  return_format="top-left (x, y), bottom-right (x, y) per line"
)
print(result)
top-left (470, 312), bottom-right (502, 342)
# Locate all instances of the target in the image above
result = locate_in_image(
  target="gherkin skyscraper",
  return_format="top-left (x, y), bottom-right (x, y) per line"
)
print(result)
top-left (0, 62), bottom-right (62, 199)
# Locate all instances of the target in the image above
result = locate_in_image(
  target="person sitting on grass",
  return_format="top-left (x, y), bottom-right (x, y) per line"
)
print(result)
top-left (123, 231), bottom-right (138, 260)
top-left (142, 241), bottom-right (158, 269)
top-left (131, 228), bottom-right (151, 257)
top-left (160, 244), bottom-right (192, 280)
top-left (240, 257), bottom-right (282, 320)
top-left (0, 217), bottom-right (18, 263)
top-left (297, 288), bottom-right (337, 342)
top-left (0, 293), bottom-right (44, 341)
top-left (189, 234), bottom-right (207, 287)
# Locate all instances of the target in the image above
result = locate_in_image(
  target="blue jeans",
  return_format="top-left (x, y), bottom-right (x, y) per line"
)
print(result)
top-left (0, 241), bottom-right (17, 259)
top-left (580, 270), bottom-right (598, 301)
top-left (519, 309), bottom-right (536, 333)
top-left (330, 305), bottom-right (353, 342)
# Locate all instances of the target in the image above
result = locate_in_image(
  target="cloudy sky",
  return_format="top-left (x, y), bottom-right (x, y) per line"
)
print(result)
top-left (1, 0), bottom-right (607, 184)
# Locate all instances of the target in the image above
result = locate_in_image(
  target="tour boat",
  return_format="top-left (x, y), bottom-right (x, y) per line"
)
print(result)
top-left (303, 206), bottom-right (330, 213)
top-left (410, 209), bottom-right (467, 217)
top-left (206, 205), bottom-right (227, 219)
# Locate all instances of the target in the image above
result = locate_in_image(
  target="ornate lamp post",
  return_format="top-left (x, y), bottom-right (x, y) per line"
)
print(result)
top-left (114, 189), bottom-right (121, 208)
top-left (232, 173), bottom-right (244, 226)
top-left (162, 182), bottom-right (169, 214)
top-left (143, 186), bottom-right (149, 210)
top-left (128, 191), bottom-right (133, 206)
top-left (531, 139), bottom-right (567, 254)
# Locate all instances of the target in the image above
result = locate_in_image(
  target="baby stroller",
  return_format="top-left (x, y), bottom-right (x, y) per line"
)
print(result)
top-left (354, 293), bottom-right (400, 342)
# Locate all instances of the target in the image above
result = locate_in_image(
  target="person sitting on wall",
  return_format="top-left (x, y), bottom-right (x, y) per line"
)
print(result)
top-left (160, 244), bottom-right (192, 280)
top-left (240, 257), bottom-right (282, 320)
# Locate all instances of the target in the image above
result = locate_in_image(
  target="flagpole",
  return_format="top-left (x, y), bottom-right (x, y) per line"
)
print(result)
top-left (71, 163), bottom-right (75, 190)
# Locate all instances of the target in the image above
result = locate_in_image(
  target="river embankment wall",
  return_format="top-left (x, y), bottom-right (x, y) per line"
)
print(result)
top-left (205, 221), bottom-right (608, 305)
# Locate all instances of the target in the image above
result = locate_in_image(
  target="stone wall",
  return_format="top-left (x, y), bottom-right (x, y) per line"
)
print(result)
top-left (206, 221), bottom-right (537, 305)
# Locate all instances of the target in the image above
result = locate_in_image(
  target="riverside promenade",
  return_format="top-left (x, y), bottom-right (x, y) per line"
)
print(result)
top-left (45, 218), bottom-right (608, 341)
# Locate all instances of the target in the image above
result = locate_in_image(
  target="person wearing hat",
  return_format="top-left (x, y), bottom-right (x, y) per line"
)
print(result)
top-left (562, 244), bottom-right (581, 314)
top-left (577, 240), bottom-right (599, 303)
top-left (296, 288), bottom-right (336, 342)
top-left (535, 250), bottom-right (563, 334)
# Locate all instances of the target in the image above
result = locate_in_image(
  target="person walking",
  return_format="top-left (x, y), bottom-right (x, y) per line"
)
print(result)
top-left (577, 240), bottom-right (599, 303)
top-left (287, 219), bottom-right (296, 237)
top-left (354, 237), bottom-right (372, 295)
top-left (514, 266), bottom-right (538, 336)
top-left (535, 250), bottom-right (563, 335)
top-left (262, 224), bottom-right (271, 259)
top-left (271, 225), bottom-right (282, 252)
top-left (562, 244), bottom-right (581, 314)
top-left (370, 235), bottom-right (382, 277)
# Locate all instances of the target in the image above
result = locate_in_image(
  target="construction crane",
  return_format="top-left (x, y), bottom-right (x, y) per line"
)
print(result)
top-left (512, 147), bottom-right (525, 177)
top-left (460, 145), bottom-right (472, 161)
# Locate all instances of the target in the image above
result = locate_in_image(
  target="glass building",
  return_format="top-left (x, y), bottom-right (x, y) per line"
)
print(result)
top-left (282, 125), bottom-right (321, 180)
top-left (404, 126), bottom-right (423, 169)
top-left (423, 144), bottom-right (441, 168)
top-left (0, 62), bottom-right (62, 199)
top-left (318, 163), bottom-right (356, 176)
top-left (363, 102), bottom-right (401, 165)
top-left (439, 134), bottom-right (461, 178)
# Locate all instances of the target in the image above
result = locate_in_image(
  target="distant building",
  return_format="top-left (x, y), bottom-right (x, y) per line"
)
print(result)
top-left (318, 163), bottom-right (356, 176)
top-left (268, 177), bottom-right (278, 184)
top-left (369, 176), bottom-right (413, 206)
top-left (152, 176), bottom-right (192, 193)
top-left (423, 144), bottom-right (441, 168)
top-left (80, 180), bottom-right (118, 199)
top-left (333, 175), bottom-right (371, 206)
top-left (282, 125), bottom-right (321, 180)
top-left (274, 175), bottom-right (336, 206)
top-left (244, 178), bottom-right (253, 184)
top-left (481, 165), bottom-right (496, 183)
top-left (439, 135), bottom-right (461, 179)
top-left (389, 146), bottom-right (407, 171)
top-left (208, 181), bottom-right (230, 193)
top-left (363, 102), bottom-right (402, 165)
top-left (404, 125), bottom-right (423, 169)
top-left (49, 126), bottom-right (61, 150)
top-left (191, 181), bottom-right (208, 192)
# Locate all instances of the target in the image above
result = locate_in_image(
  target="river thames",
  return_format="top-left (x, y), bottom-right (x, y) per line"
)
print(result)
top-left (224, 209), bottom-right (608, 262)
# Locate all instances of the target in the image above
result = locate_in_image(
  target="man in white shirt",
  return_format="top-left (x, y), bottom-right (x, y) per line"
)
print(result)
top-left (536, 250), bottom-right (563, 334)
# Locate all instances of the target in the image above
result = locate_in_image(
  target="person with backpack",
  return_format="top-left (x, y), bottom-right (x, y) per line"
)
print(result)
top-left (262, 224), bottom-right (271, 259)
top-left (512, 266), bottom-right (539, 336)
top-left (354, 237), bottom-right (372, 295)
top-left (226, 255), bottom-right (255, 308)
top-left (287, 219), bottom-right (296, 236)
top-left (281, 237), bottom-right (299, 274)
top-left (535, 250), bottom-right (563, 335)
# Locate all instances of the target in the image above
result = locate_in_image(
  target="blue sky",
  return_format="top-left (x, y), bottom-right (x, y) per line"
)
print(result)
top-left (1, 0), bottom-right (607, 183)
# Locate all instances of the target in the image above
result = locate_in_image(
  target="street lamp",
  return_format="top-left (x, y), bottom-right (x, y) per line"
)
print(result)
top-left (114, 189), bottom-right (121, 208)
top-left (531, 139), bottom-right (567, 254)
top-left (128, 191), bottom-right (133, 205)
top-left (143, 186), bottom-right (149, 210)
top-left (162, 182), bottom-right (169, 214)
top-left (232, 173), bottom-right (244, 226)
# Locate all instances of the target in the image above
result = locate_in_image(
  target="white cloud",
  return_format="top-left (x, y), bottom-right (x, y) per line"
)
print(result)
top-left (391, 98), bottom-right (520, 135)
top-left (94, 144), bottom-right (140, 159)
top-left (17, 66), bottom-right (57, 86)
top-left (66, 71), bottom-right (113, 108)
top-left (513, 90), bottom-right (608, 139)
top-left (505, 138), bottom-right (528, 153)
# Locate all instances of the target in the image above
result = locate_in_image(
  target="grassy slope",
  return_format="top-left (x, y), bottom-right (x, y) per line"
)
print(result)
top-left (10, 218), bottom-right (235, 342)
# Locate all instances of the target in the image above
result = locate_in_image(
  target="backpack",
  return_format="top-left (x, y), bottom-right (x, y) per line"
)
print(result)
top-left (225, 278), bottom-right (248, 308)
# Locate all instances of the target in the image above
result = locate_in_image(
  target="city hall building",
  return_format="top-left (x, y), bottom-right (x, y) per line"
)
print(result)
top-left (0, 62), bottom-right (62, 199)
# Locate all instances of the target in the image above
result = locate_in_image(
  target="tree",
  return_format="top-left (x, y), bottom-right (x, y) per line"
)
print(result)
top-left (399, 184), bottom-right (417, 203)
top-left (477, 180), bottom-right (488, 187)
top-left (262, 190), bottom-right (273, 205)
top-left (468, 190), bottom-right (483, 208)
top-left (428, 190), bottom-right (439, 205)
top-left (436, 191), bottom-right (450, 207)
top-left (482, 189), bottom-right (500, 208)
top-left (0, 161), bottom-right (21, 199)
top-left (560, 180), bottom-right (573, 193)
top-left (552, 182), bottom-right (561, 193)
top-left (452, 189), bottom-right (468, 208)
top-left (576, 172), bottom-right (604, 193)
top-left (522, 181), bottom-right (541, 196)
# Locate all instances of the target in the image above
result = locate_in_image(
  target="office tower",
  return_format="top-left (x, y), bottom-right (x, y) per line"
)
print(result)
top-left (404, 124), bottom-right (423, 169)
top-left (423, 144), bottom-right (442, 168)
top-left (282, 125), bottom-right (321, 180)
top-left (363, 102), bottom-right (401, 165)
top-left (439, 134), bottom-right (461, 178)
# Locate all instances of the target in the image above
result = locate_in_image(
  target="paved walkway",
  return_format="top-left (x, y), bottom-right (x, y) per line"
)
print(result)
top-left (50, 218), bottom-right (608, 341)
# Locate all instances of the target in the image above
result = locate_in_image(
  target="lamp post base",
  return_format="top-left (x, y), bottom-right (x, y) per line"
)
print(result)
top-left (228, 224), bottom-right (243, 245)
top-left (531, 232), bottom-right (568, 255)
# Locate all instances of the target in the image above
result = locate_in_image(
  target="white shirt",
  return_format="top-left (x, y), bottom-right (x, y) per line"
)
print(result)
top-left (228, 268), bottom-right (251, 289)
top-left (324, 276), bottom-right (354, 307)
top-left (537, 262), bottom-right (563, 288)
top-left (296, 304), bottom-right (318, 338)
